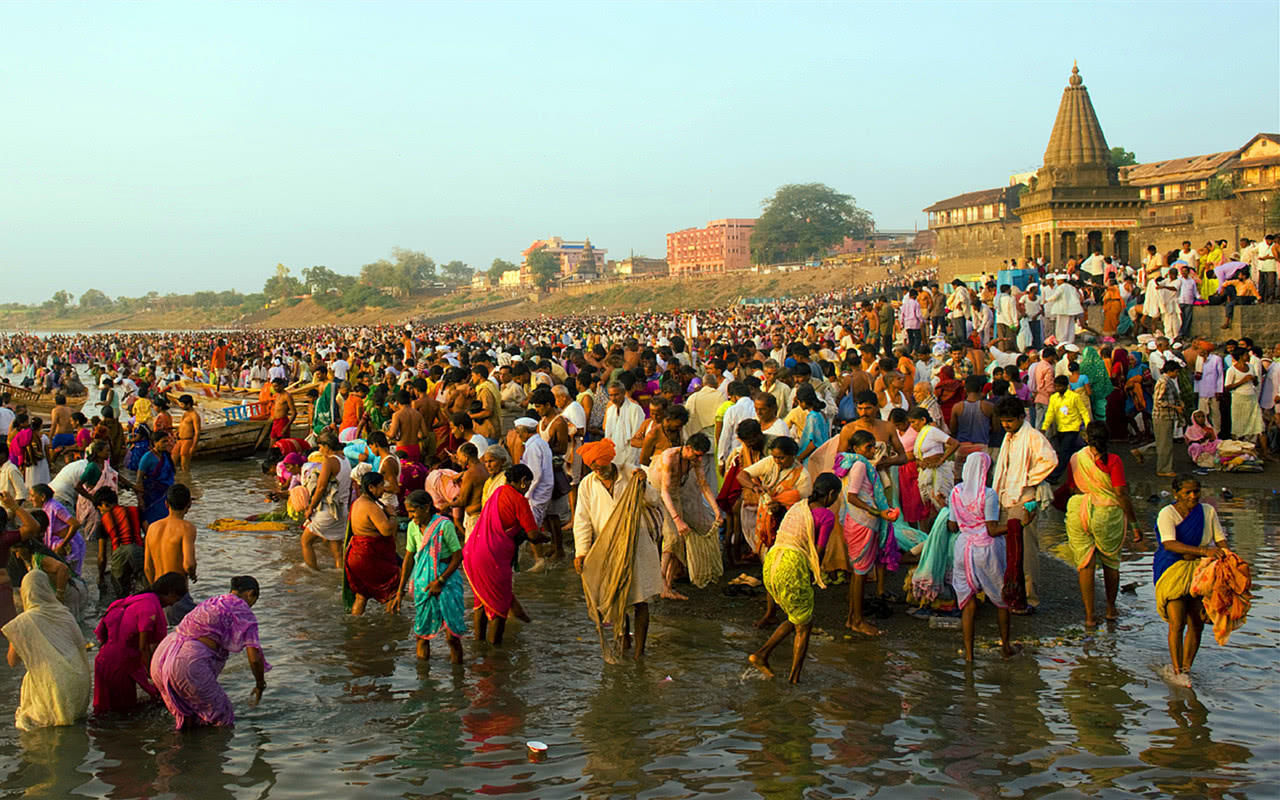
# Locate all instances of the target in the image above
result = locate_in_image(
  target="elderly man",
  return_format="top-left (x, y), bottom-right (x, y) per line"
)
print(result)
top-left (514, 417), bottom-right (556, 571)
top-left (573, 439), bottom-right (664, 661)
top-left (603, 381), bottom-right (645, 467)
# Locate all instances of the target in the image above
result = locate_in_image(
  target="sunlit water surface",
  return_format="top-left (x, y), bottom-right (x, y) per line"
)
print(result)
top-left (0, 458), bottom-right (1276, 799)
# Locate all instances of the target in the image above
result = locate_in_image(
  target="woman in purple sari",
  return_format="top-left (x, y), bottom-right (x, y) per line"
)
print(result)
top-left (150, 576), bottom-right (269, 729)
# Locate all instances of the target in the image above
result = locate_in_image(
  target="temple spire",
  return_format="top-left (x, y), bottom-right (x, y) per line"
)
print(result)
top-left (1042, 62), bottom-right (1110, 174)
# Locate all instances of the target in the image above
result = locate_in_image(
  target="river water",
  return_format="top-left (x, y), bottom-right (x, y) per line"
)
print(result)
top-left (0, 457), bottom-right (1276, 799)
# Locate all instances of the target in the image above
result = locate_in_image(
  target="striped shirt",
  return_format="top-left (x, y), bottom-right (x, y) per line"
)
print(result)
top-left (100, 505), bottom-right (144, 548)
top-left (1153, 375), bottom-right (1180, 420)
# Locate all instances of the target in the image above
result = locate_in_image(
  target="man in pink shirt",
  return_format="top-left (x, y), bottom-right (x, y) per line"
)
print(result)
top-left (1026, 346), bottom-right (1057, 429)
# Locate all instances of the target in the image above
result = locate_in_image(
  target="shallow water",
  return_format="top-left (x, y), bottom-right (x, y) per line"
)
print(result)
top-left (0, 460), bottom-right (1277, 799)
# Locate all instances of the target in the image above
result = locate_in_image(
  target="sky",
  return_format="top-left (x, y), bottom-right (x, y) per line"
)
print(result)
top-left (1, 0), bottom-right (1277, 304)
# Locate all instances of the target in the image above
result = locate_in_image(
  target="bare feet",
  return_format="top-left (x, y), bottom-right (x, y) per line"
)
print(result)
top-left (1105, 606), bottom-right (1119, 621)
top-left (754, 612), bottom-right (777, 629)
top-left (748, 653), bottom-right (774, 679)
top-left (1001, 643), bottom-right (1023, 660)
top-left (1084, 618), bottom-right (1098, 629)
top-left (1129, 449), bottom-right (1144, 464)
top-left (661, 589), bottom-right (689, 601)
top-left (528, 559), bottom-right (548, 574)
top-left (846, 619), bottom-right (881, 636)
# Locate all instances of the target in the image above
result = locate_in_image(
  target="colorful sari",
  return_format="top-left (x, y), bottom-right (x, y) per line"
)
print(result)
top-left (342, 523), bottom-right (401, 612)
top-left (462, 484), bottom-right (537, 620)
top-left (910, 508), bottom-right (955, 605)
top-left (755, 463), bottom-right (804, 555)
top-left (1153, 504), bottom-right (1205, 622)
top-left (1065, 449), bottom-right (1126, 571)
top-left (150, 594), bottom-right (269, 729)
top-left (839, 452), bottom-right (888, 576)
top-left (948, 453), bottom-right (1006, 609)
top-left (311, 381), bottom-right (335, 436)
top-left (762, 501), bottom-right (827, 625)
top-left (796, 411), bottom-right (830, 465)
top-left (1106, 350), bottom-right (1130, 440)
top-left (1, 572), bottom-right (90, 730)
top-left (1079, 347), bottom-right (1114, 421)
top-left (410, 515), bottom-right (467, 640)
top-left (93, 592), bottom-right (167, 713)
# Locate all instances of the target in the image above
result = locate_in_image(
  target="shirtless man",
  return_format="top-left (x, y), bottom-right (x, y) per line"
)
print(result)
top-left (640, 405), bottom-right (688, 466)
top-left (48, 394), bottom-right (75, 464)
top-left (410, 378), bottom-right (441, 458)
top-left (143, 483), bottom-right (198, 624)
top-left (174, 394), bottom-right (201, 473)
top-left (269, 378), bottom-right (297, 444)
top-left (446, 442), bottom-right (486, 536)
top-left (836, 390), bottom-right (908, 467)
top-left (387, 390), bottom-right (426, 463)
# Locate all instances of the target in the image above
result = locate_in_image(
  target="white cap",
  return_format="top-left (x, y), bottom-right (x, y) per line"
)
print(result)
top-left (1064, 343), bottom-right (1080, 353)
top-left (1147, 342), bottom-right (1158, 350)
top-left (514, 417), bottom-right (537, 429)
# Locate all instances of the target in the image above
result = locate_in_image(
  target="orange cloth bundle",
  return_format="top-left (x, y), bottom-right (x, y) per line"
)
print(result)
top-left (1191, 551), bottom-right (1253, 646)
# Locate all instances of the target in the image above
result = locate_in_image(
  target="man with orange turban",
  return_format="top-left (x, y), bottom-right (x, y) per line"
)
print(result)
top-left (572, 437), bottom-right (663, 661)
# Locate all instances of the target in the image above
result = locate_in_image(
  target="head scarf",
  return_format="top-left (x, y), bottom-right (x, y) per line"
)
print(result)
top-left (956, 451), bottom-right (991, 508)
top-left (1078, 346), bottom-right (1115, 419)
top-left (1, 571), bottom-right (90, 699)
top-left (578, 439), bottom-right (616, 469)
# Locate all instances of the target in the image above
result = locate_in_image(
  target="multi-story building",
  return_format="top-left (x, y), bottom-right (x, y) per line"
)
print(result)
top-left (666, 218), bottom-right (756, 276)
top-left (520, 237), bottom-right (608, 283)
top-left (922, 185), bottom-right (1024, 278)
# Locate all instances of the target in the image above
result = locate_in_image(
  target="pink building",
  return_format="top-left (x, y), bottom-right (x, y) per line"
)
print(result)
top-left (521, 236), bottom-right (606, 281)
top-left (666, 218), bottom-right (756, 276)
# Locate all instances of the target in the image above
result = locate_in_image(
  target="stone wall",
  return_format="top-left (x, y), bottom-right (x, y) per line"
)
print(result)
top-left (934, 220), bottom-right (1022, 282)
top-left (1134, 194), bottom-right (1273, 255)
top-left (1086, 300), bottom-right (1280, 345)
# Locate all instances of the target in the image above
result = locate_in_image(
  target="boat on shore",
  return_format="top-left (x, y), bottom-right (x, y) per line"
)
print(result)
top-left (0, 380), bottom-right (88, 417)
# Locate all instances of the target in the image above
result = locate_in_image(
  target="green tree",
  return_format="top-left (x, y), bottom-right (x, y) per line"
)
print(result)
top-left (441, 260), bottom-right (473, 284)
top-left (526, 246), bottom-right (561, 291)
top-left (302, 265), bottom-right (346, 294)
top-left (79, 288), bottom-right (112, 309)
top-left (749, 183), bottom-right (874, 264)
top-left (1109, 146), bottom-right (1137, 168)
top-left (391, 248), bottom-right (435, 293)
top-left (42, 290), bottom-right (72, 314)
top-left (1205, 174), bottom-right (1235, 200)
top-left (360, 259), bottom-right (396, 288)
top-left (488, 258), bottom-right (517, 282)
top-left (263, 263), bottom-right (305, 301)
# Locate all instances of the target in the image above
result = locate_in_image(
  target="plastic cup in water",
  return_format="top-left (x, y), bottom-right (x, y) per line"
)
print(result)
top-left (527, 741), bottom-right (548, 762)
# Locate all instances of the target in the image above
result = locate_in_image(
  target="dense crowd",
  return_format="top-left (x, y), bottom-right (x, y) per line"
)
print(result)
top-left (0, 252), bottom-right (1260, 732)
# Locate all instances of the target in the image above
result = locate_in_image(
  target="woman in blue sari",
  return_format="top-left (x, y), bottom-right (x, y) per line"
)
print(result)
top-left (793, 387), bottom-right (830, 465)
top-left (392, 489), bottom-right (466, 663)
top-left (136, 431), bottom-right (177, 526)
top-left (1153, 476), bottom-right (1229, 684)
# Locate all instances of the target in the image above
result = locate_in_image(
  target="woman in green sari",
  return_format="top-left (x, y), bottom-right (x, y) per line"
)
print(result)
top-left (1064, 423), bottom-right (1141, 627)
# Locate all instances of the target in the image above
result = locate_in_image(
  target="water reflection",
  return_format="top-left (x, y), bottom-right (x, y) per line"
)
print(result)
top-left (0, 457), bottom-right (1275, 798)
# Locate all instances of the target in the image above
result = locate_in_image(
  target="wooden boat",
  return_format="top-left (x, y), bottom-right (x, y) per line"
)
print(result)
top-left (0, 380), bottom-right (88, 417)
top-left (193, 420), bottom-right (275, 460)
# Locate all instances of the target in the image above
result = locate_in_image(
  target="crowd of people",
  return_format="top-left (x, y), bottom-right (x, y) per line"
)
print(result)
top-left (0, 251), bottom-right (1261, 731)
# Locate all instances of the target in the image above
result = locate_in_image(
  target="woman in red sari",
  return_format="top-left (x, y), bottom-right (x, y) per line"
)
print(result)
top-left (1105, 348), bottom-right (1130, 441)
top-left (342, 471), bottom-right (402, 615)
top-left (934, 365), bottom-right (964, 425)
top-left (93, 572), bottom-right (188, 714)
top-left (462, 465), bottom-right (548, 645)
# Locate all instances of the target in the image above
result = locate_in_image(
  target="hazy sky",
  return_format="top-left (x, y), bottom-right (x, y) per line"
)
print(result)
top-left (2, 1), bottom-right (1276, 303)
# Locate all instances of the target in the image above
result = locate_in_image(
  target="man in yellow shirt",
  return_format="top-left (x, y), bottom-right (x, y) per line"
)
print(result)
top-left (1041, 374), bottom-right (1090, 482)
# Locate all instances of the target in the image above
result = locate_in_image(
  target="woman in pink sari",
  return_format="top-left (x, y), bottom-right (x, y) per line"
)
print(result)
top-left (93, 572), bottom-right (188, 714)
top-left (462, 465), bottom-right (547, 645)
top-left (150, 576), bottom-right (268, 729)
top-left (949, 452), bottom-right (1017, 662)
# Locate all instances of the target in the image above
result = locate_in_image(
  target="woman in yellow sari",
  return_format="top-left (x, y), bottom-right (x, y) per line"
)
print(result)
top-left (1065, 423), bottom-right (1141, 627)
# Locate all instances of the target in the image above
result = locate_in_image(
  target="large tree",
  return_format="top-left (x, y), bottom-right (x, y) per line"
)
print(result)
top-left (79, 288), bottom-right (112, 309)
top-left (263, 263), bottom-right (305, 300)
top-left (42, 290), bottom-right (72, 314)
top-left (1109, 146), bottom-right (1137, 168)
top-left (749, 183), bottom-right (874, 264)
top-left (302, 265), bottom-right (352, 294)
top-left (441, 260), bottom-right (473, 284)
top-left (488, 258), bottom-right (517, 282)
top-left (526, 246), bottom-right (561, 291)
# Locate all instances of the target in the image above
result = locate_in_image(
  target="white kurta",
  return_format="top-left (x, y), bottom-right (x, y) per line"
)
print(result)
top-left (572, 466), bottom-right (663, 605)
top-left (604, 399), bottom-right (646, 467)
